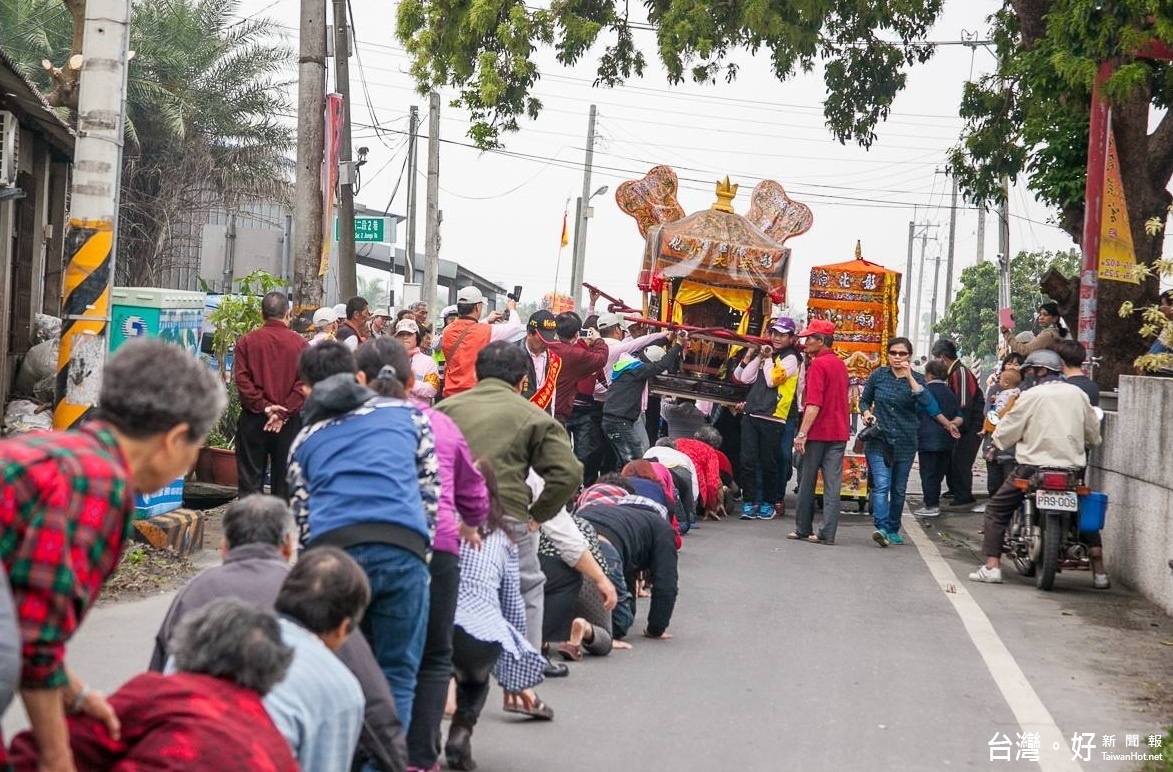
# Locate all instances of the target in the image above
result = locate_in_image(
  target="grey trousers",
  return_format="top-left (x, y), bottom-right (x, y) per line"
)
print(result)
top-left (505, 518), bottom-right (546, 651)
top-left (793, 440), bottom-right (847, 542)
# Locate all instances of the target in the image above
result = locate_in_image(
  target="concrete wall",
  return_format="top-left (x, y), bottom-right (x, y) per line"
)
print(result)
top-left (1088, 375), bottom-right (1173, 616)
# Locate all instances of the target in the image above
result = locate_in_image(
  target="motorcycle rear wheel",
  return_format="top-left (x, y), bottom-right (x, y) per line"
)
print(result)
top-left (1036, 512), bottom-right (1061, 591)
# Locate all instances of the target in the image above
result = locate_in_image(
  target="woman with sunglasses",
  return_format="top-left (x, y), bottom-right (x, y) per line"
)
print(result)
top-left (859, 338), bottom-right (960, 546)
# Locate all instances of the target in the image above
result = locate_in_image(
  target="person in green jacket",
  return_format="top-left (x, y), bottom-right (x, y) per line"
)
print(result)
top-left (435, 342), bottom-right (583, 661)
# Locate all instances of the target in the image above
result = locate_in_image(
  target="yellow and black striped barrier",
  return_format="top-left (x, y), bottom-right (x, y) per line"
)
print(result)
top-left (53, 218), bottom-right (114, 430)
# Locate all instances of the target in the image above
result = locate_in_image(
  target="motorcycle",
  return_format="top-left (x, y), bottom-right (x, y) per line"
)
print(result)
top-left (1003, 467), bottom-right (1096, 591)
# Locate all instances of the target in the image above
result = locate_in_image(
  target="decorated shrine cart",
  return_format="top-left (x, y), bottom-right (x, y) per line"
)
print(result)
top-left (807, 244), bottom-right (903, 513)
top-left (614, 166), bottom-right (813, 405)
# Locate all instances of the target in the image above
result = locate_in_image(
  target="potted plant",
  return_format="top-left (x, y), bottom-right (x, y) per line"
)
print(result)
top-left (194, 383), bottom-right (242, 486)
top-left (194, 270), bottom-right (285, 486)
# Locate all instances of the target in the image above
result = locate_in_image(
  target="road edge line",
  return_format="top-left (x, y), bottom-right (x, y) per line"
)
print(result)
top-left (906, 517), bottom-right (1084, 772)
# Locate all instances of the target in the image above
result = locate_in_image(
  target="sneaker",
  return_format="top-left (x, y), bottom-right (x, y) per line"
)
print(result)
top-left (913, 506), bottom-right (940, 517)
top-left (872, 529), bottom-right (889, 547)
top-left (740, 503), bottom-right (758, 520)
top-left (757, 503), bottom-right (776, 520)
top-left (886, 532), bottom-right (905, 545)
top-left (1093, 573), bottom-right (1111, 590)
top-left (968, 565), bottom-right (1003, 584)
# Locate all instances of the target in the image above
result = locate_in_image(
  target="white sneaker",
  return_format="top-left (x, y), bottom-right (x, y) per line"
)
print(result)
top-left (1093, 573), bottom-right (1111, 590)
top-left (968, 565), bottom-right (1003, 584)
top-left (913, 506), bottom-right (940, 517)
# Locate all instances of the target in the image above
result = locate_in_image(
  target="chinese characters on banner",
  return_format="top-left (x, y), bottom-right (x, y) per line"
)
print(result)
top-left (1098, 130), bottom-right (1141, 284)
top-left (319, 93), bottom-right (345, 277)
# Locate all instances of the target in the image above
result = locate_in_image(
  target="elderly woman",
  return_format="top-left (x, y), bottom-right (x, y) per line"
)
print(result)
top-left (9, 598), bottom-right (298, 771)
top-left (1003, 301), bottom-right (1070, 356)
top-left (393, 318), bottom-right (441, 403)
top-left (859, 337), bottom-right (959, 547)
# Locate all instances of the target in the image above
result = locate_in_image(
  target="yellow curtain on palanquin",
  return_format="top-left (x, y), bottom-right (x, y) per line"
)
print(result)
top-left (672, 280), bottom-right (754, 334)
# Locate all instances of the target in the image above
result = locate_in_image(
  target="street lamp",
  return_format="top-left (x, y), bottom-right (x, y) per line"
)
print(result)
top-left (570, 185), bottom-right (610, 306)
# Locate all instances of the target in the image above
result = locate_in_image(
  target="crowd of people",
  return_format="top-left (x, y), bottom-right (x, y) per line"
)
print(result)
top-left (0, 287), bottom-right (1110, 771)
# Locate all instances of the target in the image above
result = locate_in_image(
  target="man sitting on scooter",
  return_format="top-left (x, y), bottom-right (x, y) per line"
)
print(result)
top-left (968, 349), bottom-right (1103, 586)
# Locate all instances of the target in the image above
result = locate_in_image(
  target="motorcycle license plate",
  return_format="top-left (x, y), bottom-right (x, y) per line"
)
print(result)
top-left (1036, 490), bottom-right (1078, 512)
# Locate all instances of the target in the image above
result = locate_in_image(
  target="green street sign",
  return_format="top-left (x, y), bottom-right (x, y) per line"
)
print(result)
top-left (336, 216), bottom-right (388, 243)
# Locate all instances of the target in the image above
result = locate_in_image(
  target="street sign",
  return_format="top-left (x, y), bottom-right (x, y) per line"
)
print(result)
top-left (336, 216), bottom-right (388, 243)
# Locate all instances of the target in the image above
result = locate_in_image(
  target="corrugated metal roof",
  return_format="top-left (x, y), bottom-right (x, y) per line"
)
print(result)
top-left (0, 48), bottom-right (75, 155)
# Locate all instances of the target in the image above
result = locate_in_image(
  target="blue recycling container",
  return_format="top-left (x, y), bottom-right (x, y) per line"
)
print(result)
top-left (1078, 491), bottom-right (1108, 532)
top-left (111, 287), bottom-right (206, 519)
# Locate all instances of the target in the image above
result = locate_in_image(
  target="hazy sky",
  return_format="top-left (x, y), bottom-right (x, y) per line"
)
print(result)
top-left (239, 0), bottom-right (1097, 335)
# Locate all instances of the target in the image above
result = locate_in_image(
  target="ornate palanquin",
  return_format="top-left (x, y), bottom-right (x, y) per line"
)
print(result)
top-left (614, 166), bottom-right (814, 404)
top-left (806, 243), bottom-right (902, 413)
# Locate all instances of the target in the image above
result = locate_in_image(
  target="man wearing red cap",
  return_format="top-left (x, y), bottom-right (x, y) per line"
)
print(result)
top-left (789, 319), bottom-right (850, 545)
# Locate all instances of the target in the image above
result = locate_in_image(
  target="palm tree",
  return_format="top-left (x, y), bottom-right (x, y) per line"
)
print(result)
top-left (357, 274), bottom-right (392, 309)
top-left (0, 0), bottom-right (294, 286)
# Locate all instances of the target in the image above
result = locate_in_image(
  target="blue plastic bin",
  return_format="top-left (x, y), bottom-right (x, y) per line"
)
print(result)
top-left (1078, 491), bottom-right (1108, 532)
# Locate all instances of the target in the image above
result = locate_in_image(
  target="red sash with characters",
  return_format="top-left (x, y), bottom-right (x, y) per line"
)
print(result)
top-left (528, 351), bottom-right (562, 412)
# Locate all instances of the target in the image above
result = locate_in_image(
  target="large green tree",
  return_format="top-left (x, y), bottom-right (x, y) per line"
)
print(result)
top-left (935, 249), bottom-right (1080, 361)
top-left (0, 0), bottom-right (293, 287)
top-left (397, 0), bottom-right (1173, 386)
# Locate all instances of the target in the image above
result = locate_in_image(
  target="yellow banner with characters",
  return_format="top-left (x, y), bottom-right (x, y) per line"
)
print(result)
top-left (1098, 130), bottom-right (1140, 285)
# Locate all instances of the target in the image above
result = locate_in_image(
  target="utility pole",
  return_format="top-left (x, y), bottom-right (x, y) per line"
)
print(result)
top-left (998, 176), bottom-right (1011, 262)
top-left (913, 228), bottom-right (931, 351)
top-left (976, 206), bottom-right (986, 264)
top-left (332, 0), bottom-right (357, 300)
top-left (569, 104), bottom-right (598, 306)
top-left (929, 245), bottom-right (943, 338)
top-left (404, 105), bottom-right (420, 283)
top-left (54, 0), bottom-right (132, 429)
top-left (944, 175), bottom-right (958, 308)
top-left (903, 220), bottom-right (915, 338)
top-left (423, 91), bottom-right (441, 315)
top-left (292, 0), bottom-right (327, 307)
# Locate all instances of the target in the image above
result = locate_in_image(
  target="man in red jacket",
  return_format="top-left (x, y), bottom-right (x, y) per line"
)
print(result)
top-left (233, 291), bottom-right (308, 500)
top-left (547, 311), bottom-right (608, 424)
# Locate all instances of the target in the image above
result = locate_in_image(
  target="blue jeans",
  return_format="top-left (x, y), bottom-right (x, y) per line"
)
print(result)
top-left (865, 444), bottom-right (914, 535)
top-left (346, 543), bottom-right (431, 734)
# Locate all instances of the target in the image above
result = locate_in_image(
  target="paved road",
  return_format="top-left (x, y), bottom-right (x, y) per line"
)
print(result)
top-left (4, 507), bottom-right (1169, 771)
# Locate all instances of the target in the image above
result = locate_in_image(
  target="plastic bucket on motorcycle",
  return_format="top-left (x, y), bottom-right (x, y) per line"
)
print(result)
top-left (1078, 491), bottom-right (1108, 532)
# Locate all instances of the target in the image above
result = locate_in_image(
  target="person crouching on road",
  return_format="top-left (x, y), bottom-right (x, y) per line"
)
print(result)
top-left (9, 599), bottom-right (299, 772)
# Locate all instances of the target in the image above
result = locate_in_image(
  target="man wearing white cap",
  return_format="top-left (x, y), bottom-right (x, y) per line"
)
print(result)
top-left (309, 307), bottom-right (338, 347)
top-left (439, 286), bottom-right (521, 398)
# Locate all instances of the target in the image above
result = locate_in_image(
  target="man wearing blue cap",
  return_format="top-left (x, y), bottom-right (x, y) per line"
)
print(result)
top-left (732, 317), bottom-right (801, 519)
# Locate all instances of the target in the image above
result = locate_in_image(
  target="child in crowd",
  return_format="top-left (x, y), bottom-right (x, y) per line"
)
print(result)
top-left (914, 360), bottom-right (961, 518)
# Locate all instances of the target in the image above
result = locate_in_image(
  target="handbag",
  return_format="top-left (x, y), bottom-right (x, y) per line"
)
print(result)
top-left (853, 419), bottom-right (882, 457)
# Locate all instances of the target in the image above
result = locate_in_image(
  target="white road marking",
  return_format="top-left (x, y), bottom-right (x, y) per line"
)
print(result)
top-left (906, 518), bottom-right (1084, 772)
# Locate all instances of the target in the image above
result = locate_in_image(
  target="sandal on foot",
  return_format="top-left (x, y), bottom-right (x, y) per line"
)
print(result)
top-left (503, 693), bottom-right (554, 720)
top-left (786, 531), bottom-right (807, 540)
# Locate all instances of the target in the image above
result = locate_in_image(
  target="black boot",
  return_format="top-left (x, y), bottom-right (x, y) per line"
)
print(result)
top-left (445, 722), bottom-right (476, 771)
